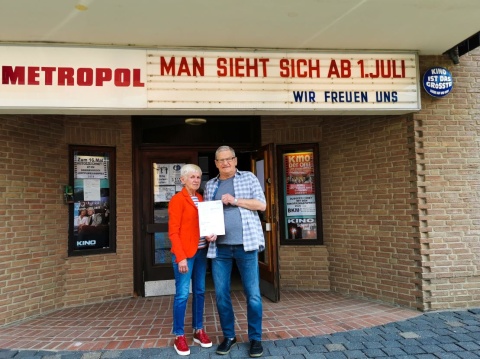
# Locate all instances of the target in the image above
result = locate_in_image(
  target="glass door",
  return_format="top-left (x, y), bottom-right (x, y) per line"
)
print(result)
top-left (140, 150), bottom-right (196, 296)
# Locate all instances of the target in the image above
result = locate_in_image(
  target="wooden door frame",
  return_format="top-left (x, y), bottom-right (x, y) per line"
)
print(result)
top-left (132, 144), bottom-right (278, 299)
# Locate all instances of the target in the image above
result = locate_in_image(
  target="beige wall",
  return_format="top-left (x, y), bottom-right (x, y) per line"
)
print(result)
top-left (0, 117), bottom-right (134, 326)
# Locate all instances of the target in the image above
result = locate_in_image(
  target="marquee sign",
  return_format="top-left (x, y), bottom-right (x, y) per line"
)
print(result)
top-left (0, 46), bottom-right (421, 114)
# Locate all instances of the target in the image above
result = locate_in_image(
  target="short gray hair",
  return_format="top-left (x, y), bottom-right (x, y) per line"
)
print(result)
top-left (180, 164), bottom-right (202, 178)
top-left (215, 146), bottom-right (235, 160)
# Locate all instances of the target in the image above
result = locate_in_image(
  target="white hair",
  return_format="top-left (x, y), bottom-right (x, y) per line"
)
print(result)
top-left (180, 164), bottom-right (202, 178)
top-left (215, 146), bottom-right (235, 160)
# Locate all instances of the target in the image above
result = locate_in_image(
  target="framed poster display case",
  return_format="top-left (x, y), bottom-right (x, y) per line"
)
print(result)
top-left (68, 145), bottom-right (116, 256)
top-left (276, 143), bottom-right (323, 245)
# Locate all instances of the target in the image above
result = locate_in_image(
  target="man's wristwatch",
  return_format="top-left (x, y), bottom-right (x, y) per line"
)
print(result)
top-left (234, 198), bottom-right (238, 205)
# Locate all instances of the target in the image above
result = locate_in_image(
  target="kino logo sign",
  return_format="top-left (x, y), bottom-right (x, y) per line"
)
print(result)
top-left (423, 67), bottom-right (453, 98)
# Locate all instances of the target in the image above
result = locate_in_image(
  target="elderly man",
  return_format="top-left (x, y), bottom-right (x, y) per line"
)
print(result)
top-left (204, 145), bottom-right (266, 358)
top-left (86, 206), bottom-right (103, 226)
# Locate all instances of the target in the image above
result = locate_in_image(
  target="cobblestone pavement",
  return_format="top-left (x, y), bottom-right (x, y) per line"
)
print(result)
top-left (1, 308), bottom-right (479, 358)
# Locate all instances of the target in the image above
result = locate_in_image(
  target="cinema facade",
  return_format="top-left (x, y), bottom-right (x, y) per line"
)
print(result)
top-left (1, 44), bottom-right (479, 326)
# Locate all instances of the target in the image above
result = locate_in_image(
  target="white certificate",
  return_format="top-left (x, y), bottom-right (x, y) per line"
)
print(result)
top-left (198, 200), bottom-right (225, 236)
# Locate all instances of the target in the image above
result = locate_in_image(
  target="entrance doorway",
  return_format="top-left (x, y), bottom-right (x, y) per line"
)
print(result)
top-left (132, 117), bottom-right (280, 302)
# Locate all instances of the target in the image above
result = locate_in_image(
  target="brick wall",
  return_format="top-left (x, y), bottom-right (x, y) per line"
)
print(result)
top-left (415, 48), bottom-right (480, 310)
top-left (262, 114), bottom-right (420, 308)
top-left (262, 48), bottom-right (480, 311)
top-left (0, 116), bottom-right (133, 325)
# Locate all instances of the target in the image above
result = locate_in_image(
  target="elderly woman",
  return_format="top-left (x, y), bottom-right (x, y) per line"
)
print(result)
top-left (168, 164), bottom-right (215, 356)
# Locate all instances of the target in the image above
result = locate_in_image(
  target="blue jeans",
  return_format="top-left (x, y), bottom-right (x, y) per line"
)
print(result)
top-left (212, 245), bottom-right (262, 341)
top-left (172, 247), bottom-right (208, 336)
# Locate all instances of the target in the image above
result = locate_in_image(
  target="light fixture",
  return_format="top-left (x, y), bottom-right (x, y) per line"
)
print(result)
top-left (185, 118), bottom-right (207, 125)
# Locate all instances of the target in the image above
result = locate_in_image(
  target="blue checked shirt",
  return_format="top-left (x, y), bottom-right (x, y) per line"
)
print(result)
top-left (204, 170), bottom-right (266, 258)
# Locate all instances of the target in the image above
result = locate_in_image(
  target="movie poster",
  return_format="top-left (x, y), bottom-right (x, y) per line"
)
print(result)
top-left (153, 163), bottom-right (184, 202)
top-left (283, 151), bottom-right (317, 240)
top-left (73, 153), bottom-right (111, 250)
top-left (284, 152), bottom-right (314, 195)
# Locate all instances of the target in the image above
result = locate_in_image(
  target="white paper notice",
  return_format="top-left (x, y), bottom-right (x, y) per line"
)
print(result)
top-left (198, 201), bottom-right (225, 237)
top-left (83, 179), bottom-right (101, 201)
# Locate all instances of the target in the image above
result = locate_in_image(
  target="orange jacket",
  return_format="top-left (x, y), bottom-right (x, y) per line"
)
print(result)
top-left (168, 187), bottom-right (203, 263)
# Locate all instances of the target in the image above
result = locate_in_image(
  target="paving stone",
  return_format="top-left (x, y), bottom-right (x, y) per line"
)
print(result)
top-left (361, 348), bottom-right (386, 357)
top-left (343, 341), bottom-right (365, 350)
top-left (456, 341), bottom-right (480, 351)
top-left (402, 345), bottom-right (426, 355)
top-left (380, 347), bottom-right (407, 356)
top-left (436, 335), bottom-right (461, 344)
top-left (451, 333), bottom-right (478, 342)
top-left (2, 351), bottom-right (31, 359)
top-left (343, 350), bottom-right (367, 358)
top-left (432, 353), bottom-right (463, 359)
top-left (274, 339), bottom-right (294, 347)
top-left (399, 331), bottom-right (420, 339)
top-left (79, 353), bottom-right (101, 359)
top-left (439, 343), bottom-right (467, 352)
top-left (381, 340), bottom-right (402, 348)
top-left (323, 352), bottom-right (348, 359)
top-left (303, 354), bottom-right (328, 359)
top-left (305, 345), bottom-right (329, 353)
top-left (99, 350), bottom-right (122, 358)
top-left (310, 337), bottom-right (334, 345)
top-left (266, 347), bottom-right (289, 356)
top-left (287, 346), bottom-right (308, 355)
top-left (455, 352), bottom-right (480, 359)
top-left (362, 341), bottom-right (385, 349)
top-left (291, 337), bottom-right (313, 346)
top-left (325, 344), bottom-right (346, 352)
top-left (420, 344), bottom-right (446, 354)
top-left (417, 337), bottom-right (441, 345)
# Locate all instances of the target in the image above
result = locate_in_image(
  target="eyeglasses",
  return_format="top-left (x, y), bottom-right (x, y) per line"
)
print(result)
top-left (215, 156), bottom-right (236, 164)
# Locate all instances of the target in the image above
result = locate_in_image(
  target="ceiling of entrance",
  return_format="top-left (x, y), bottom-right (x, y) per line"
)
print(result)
top-left (1, 0), bottom-right (479, 56)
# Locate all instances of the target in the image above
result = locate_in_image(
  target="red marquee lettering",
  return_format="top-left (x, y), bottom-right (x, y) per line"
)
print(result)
top-left (41, 67), bottom-right (56, 85)
top-left (77, 68), bottom-right (94, 86)
top-left (114, 68), bottom-right (130, 86)
top-left (96, 68), bottom-right (112, 86)
top-left (279, 59), bottom-right (320, 78)
top-left (27, 67), bottom-right (40, 85)
top-left (160, 56), bottom-right (204, 76)
top-left (132, 69), bottom-right (144, 87)
top-left (58, 67), bottom-right (75, 86)
top-left (1, 66), bottom-right (145, 87)
top-left (2, 66), bottom-right (25, 84)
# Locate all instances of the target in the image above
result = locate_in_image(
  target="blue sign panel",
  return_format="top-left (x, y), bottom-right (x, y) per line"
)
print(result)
top-left (423, 67), bottom-right (453, 98)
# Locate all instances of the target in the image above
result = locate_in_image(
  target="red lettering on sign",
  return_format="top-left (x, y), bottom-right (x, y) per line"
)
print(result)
top-left (2, 66), bottom-right (25, 84)
top-left (327, 59), bottom-right (351, 78)
top-left (58, 67), bottom-right (75, 86)
top-left (1, 66), bottom-right (145, 87)
top-left (96, 68), bottom-right (112, 86)
top-left (279, 59), bottom-right (320, 78)
top-left (77, 68), bottom-right (93, 86)
top-left (160, 56), bottom-right (205, 76)
top-left (27, 67), bottom-right (40, 85)
top-left (217, 57), bottom-right (269, 77)
top-left (42, 67), bottom-right (56, 85)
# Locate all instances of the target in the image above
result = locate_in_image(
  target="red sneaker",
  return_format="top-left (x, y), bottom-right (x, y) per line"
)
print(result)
top-left (193, 328), bottom-right (213, 348)
top-left (174, 335), bottom-right (190, 356)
